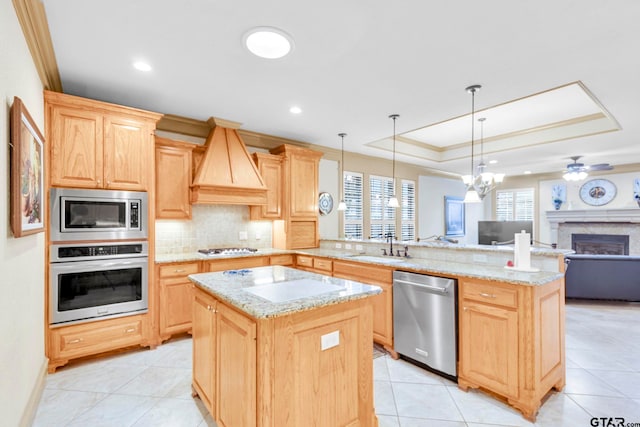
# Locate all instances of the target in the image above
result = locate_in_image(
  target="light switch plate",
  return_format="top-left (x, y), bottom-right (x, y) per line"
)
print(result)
top-left (355, 244), bottom-right (363, 251)
top-left (255, 232), bottom-right (261, 240)
top-left (239, 231), bottom-right (248, 241)
top-left (345, 243), bottom-right (352, 250)
top-left (335, 243), bottom-right (342, 249)
top-left (321, 330), bottom-right (340, 351)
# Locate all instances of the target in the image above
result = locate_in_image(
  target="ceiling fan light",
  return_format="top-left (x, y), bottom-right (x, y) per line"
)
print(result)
top-left (563, 171), bottom-right (588, 181)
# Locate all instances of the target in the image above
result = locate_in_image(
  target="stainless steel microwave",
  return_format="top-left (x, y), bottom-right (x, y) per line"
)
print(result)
top-left (50, 188), bottom-right (148, 242)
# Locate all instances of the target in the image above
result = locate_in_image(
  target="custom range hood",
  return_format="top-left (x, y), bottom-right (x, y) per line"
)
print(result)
top-left (191, 118), bottom-right (267, 205)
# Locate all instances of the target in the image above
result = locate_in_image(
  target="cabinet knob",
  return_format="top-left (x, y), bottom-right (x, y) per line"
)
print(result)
top-left (175, 269), bottom-right (186, 273)
top-left (69, 338), bottom-right (83, 344)
top-left (125, 328), bottom-right (135, 333)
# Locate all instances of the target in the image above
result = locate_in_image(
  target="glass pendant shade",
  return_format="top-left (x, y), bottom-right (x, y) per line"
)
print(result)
top-left (463, 188), bottom-right (481, 203)
top-left (337, 200), bottom-right (347, 211)
top-left (388, 196), bottom-right (399, 208)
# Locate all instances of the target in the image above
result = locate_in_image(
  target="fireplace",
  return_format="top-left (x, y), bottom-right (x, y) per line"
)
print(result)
top-left (571, 233), bottom-right (629, 255)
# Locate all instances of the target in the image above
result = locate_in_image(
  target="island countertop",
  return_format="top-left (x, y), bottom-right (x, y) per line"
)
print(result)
top-left (188, 265), bottom-right (382, 319)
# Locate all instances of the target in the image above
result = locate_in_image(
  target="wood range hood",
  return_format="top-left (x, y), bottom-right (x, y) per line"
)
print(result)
top-left (191, 118), bottom-right (267, 205)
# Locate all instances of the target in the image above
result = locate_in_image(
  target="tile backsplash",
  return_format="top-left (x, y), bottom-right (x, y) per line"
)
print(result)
top-left (155, 205), bottom-right (273, 255)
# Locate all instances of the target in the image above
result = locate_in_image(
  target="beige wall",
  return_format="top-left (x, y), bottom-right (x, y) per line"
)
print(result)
top-left (0, 2), bottom-right (47, 426)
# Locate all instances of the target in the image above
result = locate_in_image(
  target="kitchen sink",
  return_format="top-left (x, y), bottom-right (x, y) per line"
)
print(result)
top-left (349, 255), bottom-right (406, 264)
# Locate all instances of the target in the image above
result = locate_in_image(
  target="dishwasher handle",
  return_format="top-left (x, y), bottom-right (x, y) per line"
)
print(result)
top-left (394, 278), bottom-right (450, 293)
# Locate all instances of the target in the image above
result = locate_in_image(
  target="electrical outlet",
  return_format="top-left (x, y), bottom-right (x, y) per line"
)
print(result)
top-left (321, 331), bottom-right (340, 351)
top-left (239, 231), bottom-right (248, 241)
top-left (255, 232), bottom-right (261, 240)
top-left (345, 243), bottom-right (352, 250)
top-left (335, 243), bottom-right (342, 249)
top-left (355, 244), bottom-right (363, 251)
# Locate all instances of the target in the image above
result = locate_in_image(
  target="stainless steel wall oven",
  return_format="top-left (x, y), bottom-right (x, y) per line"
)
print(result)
top-left (49, 241), bottom-right (149, 325)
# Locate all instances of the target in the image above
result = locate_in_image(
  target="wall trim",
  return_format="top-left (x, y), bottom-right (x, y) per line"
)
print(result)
top-left (19, 357), bottom-right (48, 427)
top-left (12, 0), bottom-right (62, 91)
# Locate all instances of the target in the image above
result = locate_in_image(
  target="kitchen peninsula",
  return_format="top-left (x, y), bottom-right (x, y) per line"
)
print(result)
top-left (188, 265), bottom-right (382, 427)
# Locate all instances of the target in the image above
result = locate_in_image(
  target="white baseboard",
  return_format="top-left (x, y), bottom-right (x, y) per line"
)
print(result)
top-left (19, 357), bottom-right (48, 427)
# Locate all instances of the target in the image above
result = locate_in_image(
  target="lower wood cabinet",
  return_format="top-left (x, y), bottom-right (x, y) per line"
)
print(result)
top-left (48, 314), bottom-right (150, 373)
top-left (158, 261), bottom-right (199, 341)
top-left (333, 261), bottom-right (394, 349)
top-left (205, 256), bottom-right (269, 272)
top-left (192, 285), bottom-right (377, 427)
top-left (457, 277), bottom-right (565, 421)
top-left (192, 287), bottom-right (257, 427)
top-left (294, 254), bottom-right (332, 274)
top-left (269, 254), bottom-right (294, 266)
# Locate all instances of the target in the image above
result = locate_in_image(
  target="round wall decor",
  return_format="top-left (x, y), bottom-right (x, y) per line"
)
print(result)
top-left (579, 178), bottom-right (617, 206)
top-left (318, 192), bottom-right (334, 215)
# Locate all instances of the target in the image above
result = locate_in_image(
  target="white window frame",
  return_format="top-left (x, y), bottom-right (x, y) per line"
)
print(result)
top-left (369, 175), bottom-right (396, 239)
top-left (342, 171), bottom-right (363, 239)
top-left (401, 179), bottom-right (415, 241)
top-left (496, 188), bottom-right (535, 221)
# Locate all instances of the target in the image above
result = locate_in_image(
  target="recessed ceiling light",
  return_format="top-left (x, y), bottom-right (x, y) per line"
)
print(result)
top-left (289, 106), bottom-right (302, 114)
top-left (524, 170), bottom-right (532, 175)
top-left (489, 159), bottom-right (498, 164)
top-left (244, 27), bottom-right (294, 59)
top-left (133, 61), bottom-right (152, 72)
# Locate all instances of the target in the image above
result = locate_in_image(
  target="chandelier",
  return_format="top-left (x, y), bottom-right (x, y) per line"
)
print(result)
top-left (462, 85), bottom-right (505, 203)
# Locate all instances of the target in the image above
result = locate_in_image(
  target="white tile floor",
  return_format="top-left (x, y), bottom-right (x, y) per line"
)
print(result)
top-left (33, 301), bottom-right (640, 427)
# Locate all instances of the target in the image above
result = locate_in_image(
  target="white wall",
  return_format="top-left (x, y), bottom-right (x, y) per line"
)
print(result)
top-left (418, 176), bottom-right (487, 244)
top-left (538, 171), bottom-right (640, 244)
top-left (0, 3), bottom-right (47, 426)
top-left (318, 158), bottom-right (339, 239)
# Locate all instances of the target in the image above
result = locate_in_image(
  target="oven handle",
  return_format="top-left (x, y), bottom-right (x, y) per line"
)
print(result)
top-left (50, 257), bottom-right (149, 272)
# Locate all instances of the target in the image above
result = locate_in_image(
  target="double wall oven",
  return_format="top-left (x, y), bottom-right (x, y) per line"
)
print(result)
top-left (49, 188), bottom-right (149, 325)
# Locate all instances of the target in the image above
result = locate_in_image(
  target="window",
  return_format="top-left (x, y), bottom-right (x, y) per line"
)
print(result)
top-left (370, 175), bottom-right (395, 238)
top-left (343, 171), bottom-right (363, 239)
top-left (496, 188), bottom-right (534, 221)
top-left (401, 179), bottom-right (415, 241)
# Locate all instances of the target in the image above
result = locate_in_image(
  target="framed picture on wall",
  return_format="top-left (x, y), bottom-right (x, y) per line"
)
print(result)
top-left (444, 196), bottom-right (465, 237)
top-left (10, 97), bottom-right (45, 237)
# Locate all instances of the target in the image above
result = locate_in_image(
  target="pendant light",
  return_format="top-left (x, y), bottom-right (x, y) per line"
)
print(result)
top-left (388, 114), bottom-right (400, 208)
top-left (337, 133), bottom-right (347, 211)
top-left (462, 85), bottom-right (482, 203)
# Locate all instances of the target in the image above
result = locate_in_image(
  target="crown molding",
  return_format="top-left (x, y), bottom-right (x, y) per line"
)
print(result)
top-left (13, 0), bottom-right (62, 91)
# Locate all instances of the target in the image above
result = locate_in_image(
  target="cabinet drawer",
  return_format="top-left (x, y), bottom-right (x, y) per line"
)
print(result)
top-left (51, 316), bottom-right (144, 359)
top-left (296, 255), bottom-right (313, 268)
top-left (313, 258), bottom-right (333, 272)
top-left (159, 262), bottom-right (199, 278)
top-left (270, 254), bottom-right (294, 266)
top-left (462, 280), bottom-right (518, 308)
top-left (333, 261), bottom-right (393, 285)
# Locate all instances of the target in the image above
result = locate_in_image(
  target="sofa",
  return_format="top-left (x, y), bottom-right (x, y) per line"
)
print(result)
top-left (565, 254), bottom-right (640, 302)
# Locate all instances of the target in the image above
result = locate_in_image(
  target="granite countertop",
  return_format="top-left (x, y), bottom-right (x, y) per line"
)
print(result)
top-left (158, 247), bottom-right (564, 286)
top-left (155, 248), bottom-right (293, 264)
top-left (189, 265), bottom-right (382, 319)
top-left (296, 249), bottom-right (565, 286)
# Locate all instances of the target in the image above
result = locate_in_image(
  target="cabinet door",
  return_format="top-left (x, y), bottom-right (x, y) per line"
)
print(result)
top-left (289, 152), bottom-right (318, 217)
top-left (371, 282), bottom-right (393, 346)
top-left (216, 303), bottom-right (256, 427)
top-left (250, 154), bottom-right (282, 219)
top-left (156, 145), bottom-right (192, 219)
top-left (49, 106), bottom-right (104, 188)
top-left (160, 281), bottom-right (193, 336)
top-left (103, 115), bottom-right (151, 190)
top-left (460, 301), bottom-right (519, 398)
top-left (192, 290), bottom-right (216, 415)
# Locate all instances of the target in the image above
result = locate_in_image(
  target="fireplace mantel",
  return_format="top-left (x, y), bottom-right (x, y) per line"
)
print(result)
top-left (546, 208), bottom-right (640, 250)
top-left (546, 208), bottom-right (640, 224)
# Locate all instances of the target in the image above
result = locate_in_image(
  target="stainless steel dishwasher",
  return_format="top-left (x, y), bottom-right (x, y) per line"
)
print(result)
top-left (393, 271), bottom-right (457, 379)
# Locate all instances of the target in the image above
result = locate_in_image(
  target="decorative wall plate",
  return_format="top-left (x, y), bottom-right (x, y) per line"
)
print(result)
top-left (318, 192), bottom-right (334, 215)
top-left (579, 178), bottom-right (617, 206)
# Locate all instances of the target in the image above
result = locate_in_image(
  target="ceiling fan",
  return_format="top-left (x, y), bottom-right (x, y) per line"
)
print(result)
top-left (563, 156), bottom-right (613, 181)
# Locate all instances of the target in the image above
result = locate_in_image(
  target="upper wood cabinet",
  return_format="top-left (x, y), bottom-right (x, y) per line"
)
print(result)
top-left (269, 144), bottom-right (323, 249)
top-left (45, 91), bottom-right (162, 191)
top-left (155, 137), bottom-right (193, 219)
top-left (250, 153), bottom-right (283, 220)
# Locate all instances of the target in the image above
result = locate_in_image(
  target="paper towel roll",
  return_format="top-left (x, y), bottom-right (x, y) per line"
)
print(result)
top-left (513, 230), bottom-right (531, 270)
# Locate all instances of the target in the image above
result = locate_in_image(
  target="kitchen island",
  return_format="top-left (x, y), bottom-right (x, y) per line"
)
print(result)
top-left (188, 265), bottom-right (382, 427)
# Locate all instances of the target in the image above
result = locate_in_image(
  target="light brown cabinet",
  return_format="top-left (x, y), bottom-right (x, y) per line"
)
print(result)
top-left (250, 153), bottom-right (283, 220)
top-left (269, 254), bottom-right (294, 266)
top-left (48, 314), bottom-right (150, 373)
top-left (192, 284), bottom-right (376, 427)
top-left (295, 254), bottom-right (332, 274)
top-left (45, 91), bottom-right (161, 191)
top-left (205, 256), bottom-right (269, 272)
top-left (270, 145), bottom-right (323, 249)
top-left (158, 262), bottom-right (199, 342)
top-left (458, 277), bottom-right (565, 421)
top-left (192, 287), bottom-right (257, 427)
top-left (333, 261), bottom-right (394, 350)
top-left (155, 138), bottom-right (193, 219)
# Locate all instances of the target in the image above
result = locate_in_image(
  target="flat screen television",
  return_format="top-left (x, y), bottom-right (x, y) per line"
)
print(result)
top-left (478, 221), bottom-right (533, 245)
